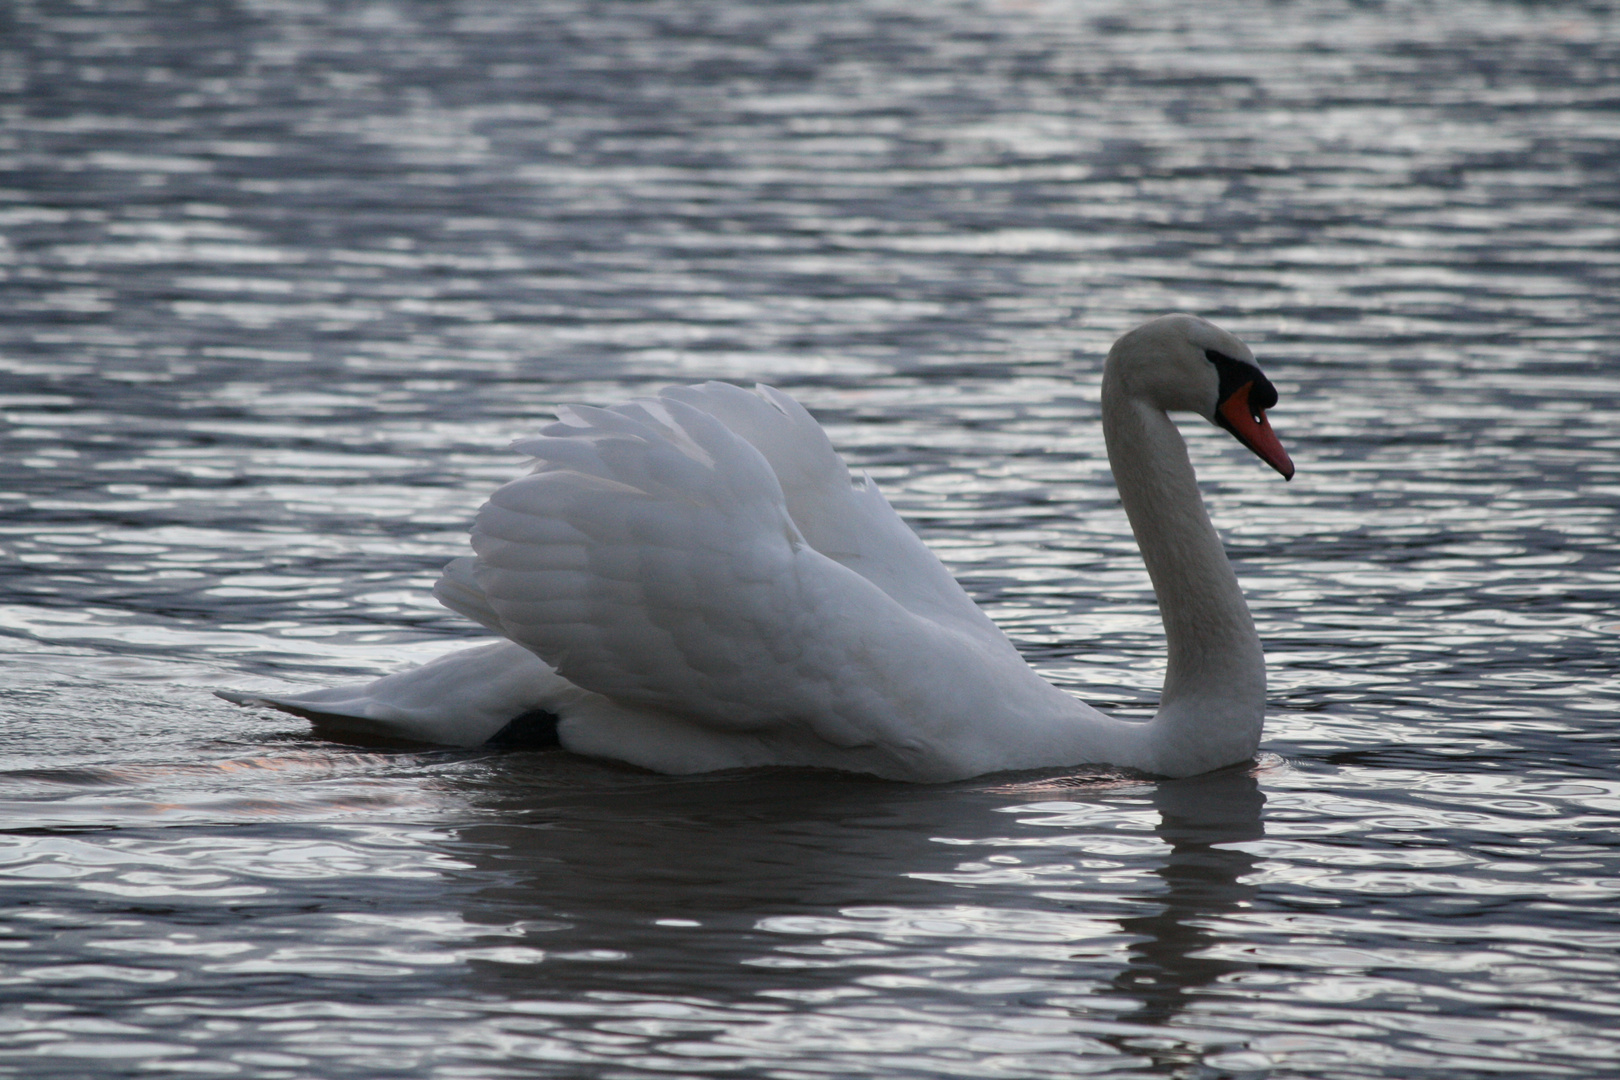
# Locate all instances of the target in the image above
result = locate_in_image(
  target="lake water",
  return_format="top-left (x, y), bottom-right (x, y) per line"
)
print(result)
top-left (2, 0), bottom-right (1619, 1076)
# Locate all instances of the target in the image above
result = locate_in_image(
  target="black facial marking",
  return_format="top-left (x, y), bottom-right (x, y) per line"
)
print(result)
top-left (1206, 349), bottom-right (1278, 415)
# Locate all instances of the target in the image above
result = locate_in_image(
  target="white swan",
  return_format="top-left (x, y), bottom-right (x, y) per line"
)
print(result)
top-left (221, 314), bottom-right (1293, 781)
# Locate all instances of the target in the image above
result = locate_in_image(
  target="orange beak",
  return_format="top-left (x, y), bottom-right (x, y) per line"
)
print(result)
top-left (1217, 382), bottom-right (1294, 480)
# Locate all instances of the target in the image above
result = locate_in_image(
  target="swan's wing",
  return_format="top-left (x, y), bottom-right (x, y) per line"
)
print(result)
top-left (651, 383), bottom-right (1004, 640)
top-left (432, 391), bottom-right (1028, 759)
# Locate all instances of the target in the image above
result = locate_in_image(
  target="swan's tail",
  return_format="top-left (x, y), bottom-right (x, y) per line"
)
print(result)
top-left (217, 640), bottom-right (568, 747)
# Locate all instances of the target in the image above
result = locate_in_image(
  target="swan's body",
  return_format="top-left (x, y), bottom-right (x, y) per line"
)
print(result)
top-left (222, 314), bottom-right (1293, 780)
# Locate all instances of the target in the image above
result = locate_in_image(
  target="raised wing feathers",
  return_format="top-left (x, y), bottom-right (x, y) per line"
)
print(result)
top-left (647, 383), bottom-right (1003, 637)
top-left (437, 384), bottom-right (1022, 758)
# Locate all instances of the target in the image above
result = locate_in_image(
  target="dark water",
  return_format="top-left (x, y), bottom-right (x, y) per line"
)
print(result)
top-left (3, 1), bottom-right (1619, 1076)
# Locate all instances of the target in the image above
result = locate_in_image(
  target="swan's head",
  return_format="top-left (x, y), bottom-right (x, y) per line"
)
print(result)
top-left (1106, 313), bottom-right (1294, 480)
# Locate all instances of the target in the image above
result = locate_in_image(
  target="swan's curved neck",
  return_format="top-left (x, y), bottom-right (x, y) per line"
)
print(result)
top-left (1099, 376), bottom-right (1266, 774)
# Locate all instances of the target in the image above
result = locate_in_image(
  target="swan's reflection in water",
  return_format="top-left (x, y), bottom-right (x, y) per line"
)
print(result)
top-left (1108, 768), bottom-right (1265, 1070)
top-left (445, 757), bottom-right (1264, 1064)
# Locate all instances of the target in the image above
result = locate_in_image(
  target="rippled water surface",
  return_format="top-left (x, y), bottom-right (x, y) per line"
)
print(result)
top-left (3, 1), bottom-right (1619, 1076)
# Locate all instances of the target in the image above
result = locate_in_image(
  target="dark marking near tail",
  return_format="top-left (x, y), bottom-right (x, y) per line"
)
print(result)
top-left (485, 709), bottom-right (562, 748)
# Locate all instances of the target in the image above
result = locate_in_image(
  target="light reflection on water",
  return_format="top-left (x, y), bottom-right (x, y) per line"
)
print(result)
top-left (2, 0), bottom-right (1619, 1076)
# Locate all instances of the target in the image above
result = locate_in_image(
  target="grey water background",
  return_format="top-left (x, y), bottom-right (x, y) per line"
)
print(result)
top-left (2, 0), bottom-right (1619, 1075)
